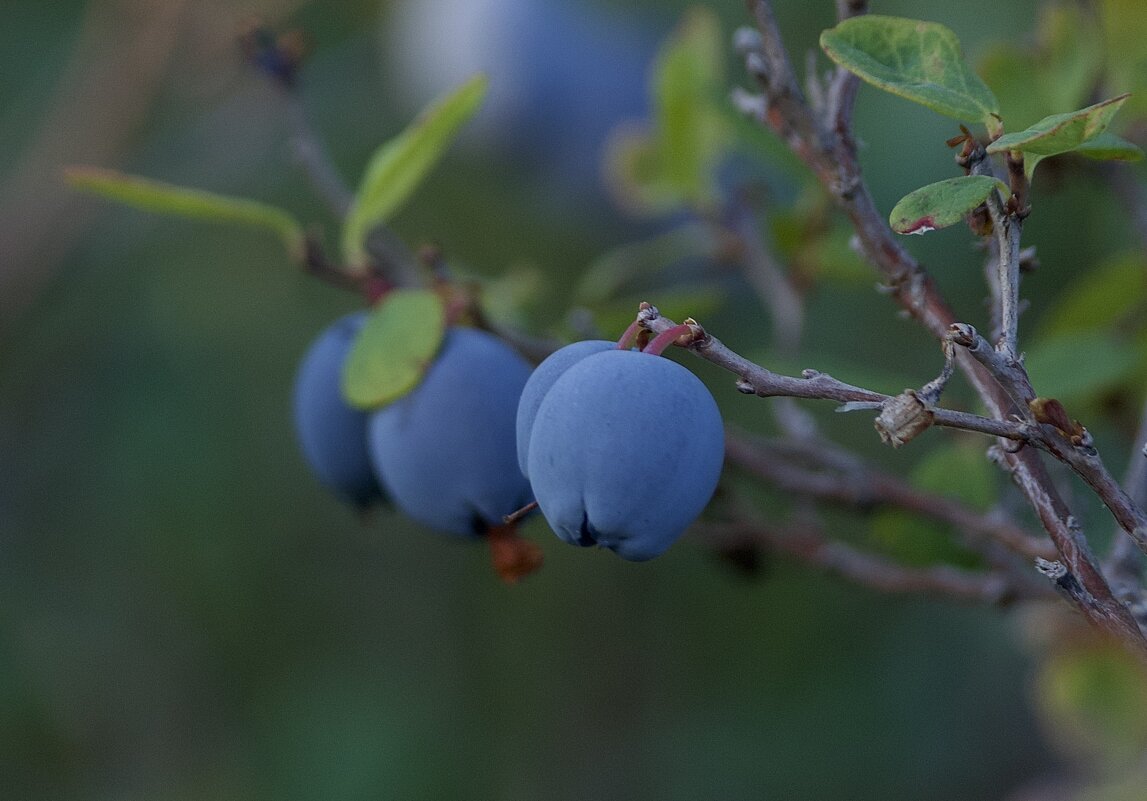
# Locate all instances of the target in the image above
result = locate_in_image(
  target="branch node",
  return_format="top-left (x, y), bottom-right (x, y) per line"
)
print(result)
top-left (733, 26), bottom-right (764, 57)
top-left (745, 52), bottom-right (769, 83)
top-left (731, 87), bottom-right (769, 122)
top-left (1035, 557), bottom-right (1068, 581)
top-left (874, 390), bottom-right (934, 448)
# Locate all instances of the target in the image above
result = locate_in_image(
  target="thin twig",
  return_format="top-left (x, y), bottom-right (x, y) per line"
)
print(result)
top-left (282, 90), bottom-right (353, 217)
top-left (725, 431), bottom-right (1058, 562)
top-left (738, 0), bottom-right (1147, 651)
top-left (1105, 400), bottom-right (1147, 618)
top-left (727, 197), bottom-right (818, 438)
top-left (700, 520), bottom-right (1048, 604)
top-left (639, 305), bottom-right (1028, 443)
top-left (966, 146), bottom-right (1024, 360)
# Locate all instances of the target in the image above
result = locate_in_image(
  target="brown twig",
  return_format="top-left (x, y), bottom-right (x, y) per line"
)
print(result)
top-left (738, 0), bottom-right (1146, 651)
top-left (700, 519), bottom-right (1047, 605)
top-left (724, 431), bottom-right (1058, 562)
top-left (638, 304), bottom-right (1027, 443)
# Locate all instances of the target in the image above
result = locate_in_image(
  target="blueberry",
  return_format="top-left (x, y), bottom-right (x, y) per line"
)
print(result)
top-left (369, 327), bottom-right (534, 537)
top-left (515, 339), bottom-right (616, 478)
top-left (526, 349), bottom-right (724, 561)
top-left (292, 312), bottom-right (386, 509)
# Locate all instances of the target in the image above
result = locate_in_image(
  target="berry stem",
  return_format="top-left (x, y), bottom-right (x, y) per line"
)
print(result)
top-left (616, 319), bottom-right (643, 350)
top-left (642, 323), bottom-right (694, 357)
top-left (502, 500), bottom-right (539, 526)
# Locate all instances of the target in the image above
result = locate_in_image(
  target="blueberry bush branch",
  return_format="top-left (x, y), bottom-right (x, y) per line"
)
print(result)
top-left (722, 0), bottom-right (1147, 651)
top-left (639, 303), bottom-right (1028, 443)
top-left (700, 518), bottom-right (1045, 604)
top-left (723, 430), bottom-right (1057, 564)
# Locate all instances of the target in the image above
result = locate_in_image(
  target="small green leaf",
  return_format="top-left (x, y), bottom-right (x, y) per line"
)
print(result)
top-left (654, 6), bottom-right (727, 208)
top-left (869, 443), bottom-right (994, 568)
top-left (575, 221), bottom-right (717, 304)
top-left (820, 16), bottom-right (1000, 124)
top-left (603, 127), bottom-right (684, 216)
top-left (1024, 330), bottom-right (1138, 406)
top-left (65, 166), bottom-right (305, 260)
top-left (1035, 640), bottom-right (1147, 768)
top-left (341, 289), bottom-right (447, 410)
top-left (889, 175), bottom-right (1006, 235)
top-left (1073, 130), bottom-right (1145, 162)
top-left (1036, 3), bottom-right (1105, 115)
top-left (1039, 254), bottom-right (1147, 337)
top-left (986, 94), bottom-right (1130, 158)
top-left (604, 8), bottom-right (728, 216)
top-left (341, 75), bottom-right (487, 269)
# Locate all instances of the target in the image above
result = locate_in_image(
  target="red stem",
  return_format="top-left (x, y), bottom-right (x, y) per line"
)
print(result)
top-left (643, 323), bottom-right (693, 357)
top-left (616, 319), bottom-right (643, 350)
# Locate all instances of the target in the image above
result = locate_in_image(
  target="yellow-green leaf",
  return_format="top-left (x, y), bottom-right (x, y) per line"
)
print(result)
top-left (889, 175), bottom-right (1007, 235)
top-left (603, 8), bottom-right (728, 217)
top-left (1024, 330), bottom-right (1138, 406)
top-left (341, 75), bottom-right (487, 270)
top-left (986, 94), bottom-right (1130, 159)
top-left (653, 6), bottom-right (727, 208)
top-left (1073, 130), bottom-right (1145, 162)
top-left (341, 289), bottom-right (447, 409)
top-left (1039, 253), bottom-right (1147, 337)
top-left (1035, 640), bottom-right (1147, 768)
top-left (820, 16), bottom-right (1000, 125)
top-left (65, 166), bottom-right (305, 261)
top-left (868, 443), bottom-right (993, 568)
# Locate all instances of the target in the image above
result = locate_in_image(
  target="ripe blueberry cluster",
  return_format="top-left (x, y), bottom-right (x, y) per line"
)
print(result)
top-left (294, 317), bottom-right (724, 565)
top-left (517, 341), bottom-right (725, 561)
top-left (293, 316), bottom-right (533, 536)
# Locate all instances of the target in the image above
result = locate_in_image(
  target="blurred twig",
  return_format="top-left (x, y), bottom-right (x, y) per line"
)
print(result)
top-left (699, 518), bottom-right (1048, 604)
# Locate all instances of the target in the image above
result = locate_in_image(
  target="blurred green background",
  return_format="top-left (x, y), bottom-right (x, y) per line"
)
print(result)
top-left (3, 0), bottom-right (1147, 799)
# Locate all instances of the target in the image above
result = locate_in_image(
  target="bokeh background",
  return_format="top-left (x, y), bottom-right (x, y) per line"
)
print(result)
top-left (3, 0), bottom-right (1147, 799)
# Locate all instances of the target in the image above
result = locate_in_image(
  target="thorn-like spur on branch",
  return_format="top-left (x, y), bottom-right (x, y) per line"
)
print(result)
top-left (946, 323), bottom-right (1035, 410)
top-left (700, 520), bottom-right (1043, 605)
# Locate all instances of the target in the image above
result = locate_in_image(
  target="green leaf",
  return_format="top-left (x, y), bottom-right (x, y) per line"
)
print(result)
top-left (341, 75), bottom-right (487, 269)
top-left (1100, 0), bottom-right (1147, 120)
top-left (341, 289), bottom-right (447, 410)
top-left (603, 127), bottom-right (685, 216)
top-left (869, 443), bottom-right (994, 569)
top-left (1039, 254), bottom-right (1147, 337)
top-left (653, 6), bottom-right (727, 208)
top-left (1024, 330), bottom-right (1138, 406)
top-left (888, 175), bottom-right (1006, 235)
top-left (978, 4), bottom-right (1104, 133)
top-left (603, 8), bottom-right (728, 216)
top-left (1035, 3), bottom-right (1105, 114)
top-left (65, 166), bottom-right (305, 261)
top-left (986, 94), bottom-right (1130, 158)
top-left (575, 221), bottom-right (717, 304)
top-left (1073, 130), bottom-right (1145, 162)
top-left (1035, 640), bottom-right (1147, 768)
top-left (819, 16), bottom-right (1000, 124)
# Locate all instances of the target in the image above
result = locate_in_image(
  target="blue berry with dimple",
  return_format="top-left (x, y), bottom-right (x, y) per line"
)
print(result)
top-left (292, 312), bottom-right (385, 509)
top-left (515, 339), bottom-right (615, 479)
top-left (369, 327), bottom-right (535, 537)
top-left (525, 349), bottom-right (724, 561)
